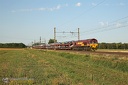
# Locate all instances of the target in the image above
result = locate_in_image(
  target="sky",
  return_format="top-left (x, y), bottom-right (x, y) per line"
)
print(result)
top-left (0, 0), bottom-right (128, 45)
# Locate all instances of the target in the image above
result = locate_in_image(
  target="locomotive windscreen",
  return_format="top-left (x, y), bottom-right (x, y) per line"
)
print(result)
top-left (90, 39), bottom-right (98, 44)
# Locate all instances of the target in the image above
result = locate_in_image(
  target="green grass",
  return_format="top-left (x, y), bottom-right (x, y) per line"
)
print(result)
top-left (0, 49), bottom-right (128, 85)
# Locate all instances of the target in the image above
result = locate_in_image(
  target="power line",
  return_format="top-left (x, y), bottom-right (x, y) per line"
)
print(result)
top-left (85, 24), bottom-right (128, 36)
top-left (57, 0), bottom-right (106, 28)
top-left (83, 16), bottom-right (128, 33)
top-left (84, 20), bottom-right (128, 34)
top-left (80, 16), bottom-right (128, 36)
top-left (55, 0), bottom-right (106, 41)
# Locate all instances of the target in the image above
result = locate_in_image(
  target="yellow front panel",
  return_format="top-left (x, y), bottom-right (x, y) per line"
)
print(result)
top-left (90, 43), bottom-right (98, 49)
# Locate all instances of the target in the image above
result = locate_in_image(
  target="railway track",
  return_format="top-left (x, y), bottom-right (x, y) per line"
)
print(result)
top-left (52, 49), bottom-right (128, 57)
top-left (94, 51), bottom-right (127, 56)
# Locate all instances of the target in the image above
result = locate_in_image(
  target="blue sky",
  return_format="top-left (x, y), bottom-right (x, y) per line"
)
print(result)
top-left (0, 0), bottom-right (128, 45)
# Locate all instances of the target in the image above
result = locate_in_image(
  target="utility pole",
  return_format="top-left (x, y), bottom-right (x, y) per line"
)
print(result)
top-left (40, 36), bottom-right (41, 44)
top-left (54, 27), bottom-right (56, 43)
top-left (78, 28), bottom-right (80, 40)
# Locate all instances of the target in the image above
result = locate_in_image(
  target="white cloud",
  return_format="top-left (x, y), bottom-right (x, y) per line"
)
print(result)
top-left (20, 8), bottom-right (33, 12)
top-left (56, 5), bottom-right (61, 9)
top-left (119, 3), bottom-right (125, 6)
top-left (99, 22), bottom-right (108, 26)
top-left (11, 4), bottom-right (68, 12)
top-left (65, 3), bottom-right (68, 7)
top-left (99, 22), bottom-right (104, 26)
top-left (91, 3), bottom-right (97, 6)
top-left (116, 22), bottom-right (122, 28)
top-left (37, 8), bottom-right (46, 11)
top-left (11, 10), bottom-right (16, 13)
top-left (76, 2), bottom-right (81, 7)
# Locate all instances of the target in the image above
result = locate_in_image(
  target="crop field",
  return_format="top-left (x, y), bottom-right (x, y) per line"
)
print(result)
top-left (0, 49), bottom-right (128, 85)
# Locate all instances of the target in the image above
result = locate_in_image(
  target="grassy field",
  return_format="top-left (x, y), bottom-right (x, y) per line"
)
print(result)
top-left (0, 49), bottom-right (128, 85)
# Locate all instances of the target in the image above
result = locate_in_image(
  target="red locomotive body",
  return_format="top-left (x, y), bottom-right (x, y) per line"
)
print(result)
top-left (71, 38), bottom-right (98, 51)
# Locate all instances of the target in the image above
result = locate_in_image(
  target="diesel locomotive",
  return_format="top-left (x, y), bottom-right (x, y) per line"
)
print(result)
top-left (33, 38), bottom-right (98, 51)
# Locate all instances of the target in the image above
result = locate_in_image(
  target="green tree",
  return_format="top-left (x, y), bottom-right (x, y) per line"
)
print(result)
top-left (48, 39), bottom-right (57, 44)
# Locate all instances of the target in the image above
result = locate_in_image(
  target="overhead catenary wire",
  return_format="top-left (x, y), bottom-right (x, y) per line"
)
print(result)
top-left (48, 0), bottom-right (106, 42)
top-left (57, 16), bottom-right (128, 41)
top-left (82, 16), bottom-right (128, 33)
top-left (54, 0), bottom-right (107, 41)
top-left (57, 0), bottom-right (106, 28)
top-left (80, 16), bottom-right (128, 36)
top-left (84, 24), bottom-right (128, 36)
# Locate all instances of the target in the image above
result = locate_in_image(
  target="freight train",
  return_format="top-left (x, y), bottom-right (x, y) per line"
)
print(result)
top-left (32, 38), bottom-right (98, 51)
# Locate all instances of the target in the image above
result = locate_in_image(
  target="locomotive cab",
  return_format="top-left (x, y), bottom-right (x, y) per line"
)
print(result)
top-left (89, 39), bottom-right (98, 51)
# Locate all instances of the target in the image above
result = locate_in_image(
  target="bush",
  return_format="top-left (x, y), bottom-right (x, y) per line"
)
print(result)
top-left (0, 43), bottom-right (26, 48)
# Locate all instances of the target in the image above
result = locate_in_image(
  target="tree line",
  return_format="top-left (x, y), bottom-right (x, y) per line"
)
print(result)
top-left (0, 43), bottom-right (26, 48)
top-left (98, 43), bottom-right (128, 49)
